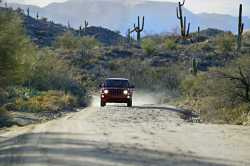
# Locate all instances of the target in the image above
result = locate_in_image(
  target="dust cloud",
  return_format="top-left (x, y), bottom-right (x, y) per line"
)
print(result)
top-left (90, 90), bottom-right (166, 107)
top-left (133, 91), bottom-right (165, 106)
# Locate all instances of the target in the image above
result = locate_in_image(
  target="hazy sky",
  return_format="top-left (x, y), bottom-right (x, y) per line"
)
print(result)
top-left (6, 0), bottom-right (67, 7)
top-left (6, 0), bottom-right (250, 16)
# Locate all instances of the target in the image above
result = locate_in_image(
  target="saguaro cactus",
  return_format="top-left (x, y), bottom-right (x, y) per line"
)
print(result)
top-left (80, 47), bottom-right (87, 57)
top-left (84, 20), bottom-right (88, 29)
top-left (127, 28), bottom-right (132, 43)
top-left (237, 4), bottom-right (244, 52)
top-left (133, 16), bottom-right (145, 41)
top-left (79, 25), bottom-right (82, 36)
top-left (36, 12), bottom-right (39, 20)
top-left (191, 58), bottom-right (198, 76)
top-left (27, 8), bottom-right (30, 16)
top-left (176, 0), bottom-right (190, 39)
top-left (197, 26), bottom-right (200, 42)
top-left (67, 21), bottom-right (71, 29)
top-left (84, 20), bottom-right (89, 33)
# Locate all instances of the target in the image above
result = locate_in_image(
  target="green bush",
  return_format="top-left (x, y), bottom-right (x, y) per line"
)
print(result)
top-left (79, 36), bottom-right (100, 50)
top-left (27, 48), bottom-right (89, 106)
top-left (54, 32), bottom-right (79, 51)
top-left (54, 32), bottom-right (100, 54)
top-left (181, 74), bottom-right (211, 98)
top-left (0, 88), bottom-right (8, 106)
top-left (7, 86), bottom-right (40, 100)
top-left (108, 58), bottom-right (183, 96)
top-left (0, 107), bottom-right (9, 117)
top-left (28, 49), bottom-right (73, 91)
top-left (199, 98), bottom-right (249, 124)
top-left (181, 55), bottom-right (250, 124)
top-left (141, 38), bottom-right (157, 55)
top-left (243, 31), bottom-right (250, 48)
top-left (164, 38), bottom-right (177, 50)
top-left (214, 33), bottom-right (235, 53)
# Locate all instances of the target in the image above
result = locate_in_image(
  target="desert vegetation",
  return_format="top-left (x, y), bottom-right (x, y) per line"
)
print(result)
top-left (0, 7), bottom-right (91, 127)
top-left (0, 0), bottom-right (250, 127)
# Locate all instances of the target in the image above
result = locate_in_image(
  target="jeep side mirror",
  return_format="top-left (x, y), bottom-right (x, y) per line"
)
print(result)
top-left (130, 85), bottom-right (135, 89)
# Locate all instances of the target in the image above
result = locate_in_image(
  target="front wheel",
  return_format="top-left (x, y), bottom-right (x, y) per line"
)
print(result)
top-left (127, 100), bottom-right (132, 107)
top-left (101, 101), bottom-right (106, 107)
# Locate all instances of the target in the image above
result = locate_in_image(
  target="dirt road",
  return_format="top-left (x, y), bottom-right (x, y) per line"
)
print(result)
top-left (0, 105), bottom-right (250, 166)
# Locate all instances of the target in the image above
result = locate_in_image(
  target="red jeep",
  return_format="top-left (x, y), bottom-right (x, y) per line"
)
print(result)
top-left (100, 78), bottom-right (134, 107)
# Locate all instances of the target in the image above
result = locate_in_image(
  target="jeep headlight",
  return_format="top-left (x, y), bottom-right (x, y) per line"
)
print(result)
top-left (123, 90), bottom-right (128, 95)
top-left (104, 89), bottom-right (109, 94)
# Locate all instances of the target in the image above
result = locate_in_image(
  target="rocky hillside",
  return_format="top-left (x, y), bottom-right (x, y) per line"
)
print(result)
top-left (23, 15), bottom-right (68, 47)
top-left (9, 0), bottom-right (250, 34)
top-left (21, 12), bottom-right (124, 47)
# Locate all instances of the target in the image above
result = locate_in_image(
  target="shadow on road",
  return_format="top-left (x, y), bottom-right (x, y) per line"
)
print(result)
top-left (0, 132), bottom-right (243, 166)
top-left (133, 105), bottom-right (184, 113)
top-left (133, 105), bottom-right (199, 120)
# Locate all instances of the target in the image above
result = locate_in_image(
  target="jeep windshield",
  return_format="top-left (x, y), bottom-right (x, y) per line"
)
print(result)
top-left (104, 79), bottom-right (129, 88)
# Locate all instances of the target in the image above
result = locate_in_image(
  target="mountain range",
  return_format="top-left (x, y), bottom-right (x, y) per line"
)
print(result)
top-left (7, 0), bottom-right (250, 35)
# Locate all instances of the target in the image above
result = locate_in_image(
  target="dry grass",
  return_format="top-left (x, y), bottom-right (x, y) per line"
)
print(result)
top-left (13, 91), bottom-right (77, 113)
top-left (0, 107), bottom-right (9, 117)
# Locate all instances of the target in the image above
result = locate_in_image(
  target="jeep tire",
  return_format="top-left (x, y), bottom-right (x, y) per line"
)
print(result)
top-left (101, 101), bottom-right (106, 107)
top-left (127, 99), bottom-right (132, 107)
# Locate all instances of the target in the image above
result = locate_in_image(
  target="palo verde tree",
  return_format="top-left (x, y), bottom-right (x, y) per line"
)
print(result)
top-left (237, 4), bottom-right (244, 53)
top-left (131, 16), bottom-right (145, 42)
top-left (0, 9), bottom-right (36, 88)
top-left (216, 55), bottom-right (250, 104)
top-left (176, 0), bottom-right (190, 39)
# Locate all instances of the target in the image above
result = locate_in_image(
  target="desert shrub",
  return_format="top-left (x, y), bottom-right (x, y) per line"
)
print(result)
top-left (108, 59), bottom-right (183, 96)
top-left (243, 31), bottom-right (250, 48)
top-left (0, 88), bottom-right (8, 106)
top-left (153, 67), bottom-right (182, 91)
top-left (2, 87), bottom-right (40, 111)
top-left (199, 98), bottom-right (250, 124)
top-left (164, 38), bottom-right (177, 50)
top-left (54, 32), bottom-right (79, 51)
top-left (181, 55), bottom-right (250, 124)
top-left (181, 74), bottom-right (209, 98)
top-left (79, 36), bottom-right (100, 49)
top-left (214, 32), bottom-right (235, 53)
top-left (141, 38), bottom-right (157, 55)
top-left (210, 55), bottom-right (250, 105)
top-left (13, 91), bottom-right (77, 113)
top-left (27, 49), bottom-right (89, 106)
top-left (187, 41), bottom-right (212, 53)
top-left (0, 9), bottom-right (36, 88)
top-left (0, 107), bottom-right (8, 117)
top-left (6, 87), bottom-right (40, 101)
top-left (29, 49), bottom-right (76, 90)
top-left (220, 104), bottom-right (249, 125)
top-left (0, 107), bottom-right (11, 128)
top-left (54, 32), bottom-right (100, 54)
top-left (0, 107), bottom-right (12, 128)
